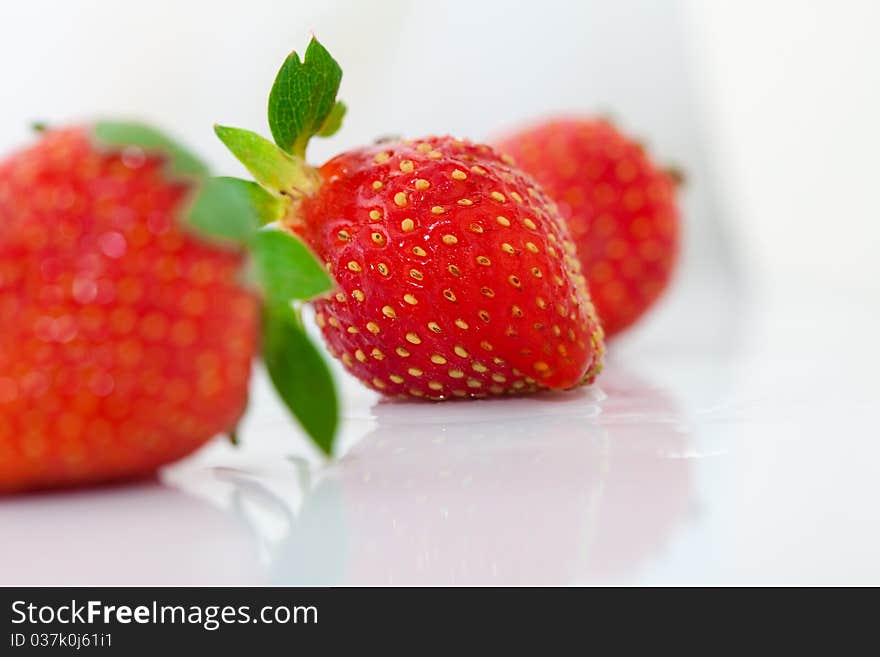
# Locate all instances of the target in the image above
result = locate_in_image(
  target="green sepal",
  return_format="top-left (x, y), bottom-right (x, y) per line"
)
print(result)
top-left (263, 305), bottom-right (339, 456)
top-left (93, 121), bottom-right (209, 178)
top-left (214, 125), bottom-right (317, 196)
top-left (317, 101), bottom-right (346, 138)
top-left (187, 176), bottom-right (278, 244)
top-left (251, 228), bottom-right (333, 307)
top-left (268, 37), bottom-right (343, 157)
top-left (236, 177), bottom-right (286, 225)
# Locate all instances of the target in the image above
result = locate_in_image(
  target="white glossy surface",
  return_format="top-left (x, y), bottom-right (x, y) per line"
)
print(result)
top-left (4, 278), bottom-right (878, 586)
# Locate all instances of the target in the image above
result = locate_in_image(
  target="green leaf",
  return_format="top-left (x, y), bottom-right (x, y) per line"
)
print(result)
top-left (268, 37), bottom-right (343, 157)
top-left (235, 177), bottom-right (286, 225)
top-left (93, 121), bottom-right (208, 178)
top-left (214, 125), bottom-right (317, 196)
top-left (263, 305), bottom-right (338, 455)
top-left (252, 228), bottom-right (333, 306)
top-left (317, 101), bottom-right (346, 138)
top-left (187, 176), bottom-right (281, 244)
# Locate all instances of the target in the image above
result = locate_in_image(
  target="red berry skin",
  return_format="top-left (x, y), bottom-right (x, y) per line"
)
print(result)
top-left (0, 128), bottom-right (259, 493)
top-left (290, 137), bottom-right (604, 400)
top-left (496, 118), bottom-right (681, 337)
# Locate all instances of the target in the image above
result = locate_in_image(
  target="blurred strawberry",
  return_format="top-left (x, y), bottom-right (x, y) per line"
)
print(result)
top-left (496, 118), bottom-right (681, 337)
top-left (0, 122), bottom-right (338, 492)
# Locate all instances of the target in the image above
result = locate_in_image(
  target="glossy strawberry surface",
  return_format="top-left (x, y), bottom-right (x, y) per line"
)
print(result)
top-left (289, 136), bottom-right (604, 400)
top-left (0, 128), bottom-right (259, 492)
top-left (496, 118), bottom-right (680, 337)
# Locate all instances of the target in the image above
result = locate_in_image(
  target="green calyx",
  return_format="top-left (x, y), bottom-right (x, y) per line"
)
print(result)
top-left (92, 41), bottom-right (346, 455)
top-left (199, 36), bottom-right (347, 455)
top-left (211, 36), bottom-right (344, 203)
top-left (269, 37), bottom-right (345, 157)
top-left (213, 126), bottom-right (321, 198)
top-left (93, 120), bottom-right (209, 179)
top-left (184, 171), bottom-right (338, 456)
top-left (263, 305), bottom-right (338, 455)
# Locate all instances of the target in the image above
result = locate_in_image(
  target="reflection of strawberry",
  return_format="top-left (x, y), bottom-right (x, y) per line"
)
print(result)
top-left (496, 118), bottom-right (681, 337)
top-left (215, 40), bottom-right (605, 400)
top-left (267, 373), bottom-right (693, 585)
top-left (581, 369), bottom-right (693, 582)
top-left (0, 120), bottom-right (338, 492)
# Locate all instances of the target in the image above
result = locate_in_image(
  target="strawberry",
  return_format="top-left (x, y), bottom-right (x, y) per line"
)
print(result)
top-left (296, 137), bottom-right (605, 397)
top-left (495, 118), bottom-right (681, 337)
top-left (0, 122), bottom-right (339, 492)
top-left (214, 40), bottom-right (604, 400)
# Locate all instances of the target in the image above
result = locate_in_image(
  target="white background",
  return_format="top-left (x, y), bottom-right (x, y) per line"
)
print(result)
top-left (2, 1), bottom-right (879, 585)
top-left (3, 0), bottom-right (879, 296)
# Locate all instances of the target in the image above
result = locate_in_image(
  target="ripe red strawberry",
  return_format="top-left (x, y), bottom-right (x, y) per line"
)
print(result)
top-left (0, 122), bottom-right (339, 492)
top-left (496, 118), bottom-right (681, 337)
top-left (296, 137), bottom-right (605, 398)
top-left (214, 40), bottom-right (605, 400)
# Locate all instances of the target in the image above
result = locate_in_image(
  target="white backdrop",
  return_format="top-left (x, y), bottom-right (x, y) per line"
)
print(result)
top-left (0, 0), bottom-right (725, 296)
top-left (684, 0), bottom-right (880, 297)
top-left (1, 0), bottom-right (877, 299)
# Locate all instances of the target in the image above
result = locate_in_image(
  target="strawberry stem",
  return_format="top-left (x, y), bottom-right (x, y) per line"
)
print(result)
top-left (214, 125), bottom-right (321, 199)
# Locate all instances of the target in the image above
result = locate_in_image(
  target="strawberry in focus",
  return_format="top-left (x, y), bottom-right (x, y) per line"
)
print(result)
top-left (0, 121), bottom-right (339, 493)
top-left (215, 39), bottom-right (604, 400)
top-left (496, 118), bottom-right (681, 337)
top-left (295, 137), bottom-right (604, 398)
